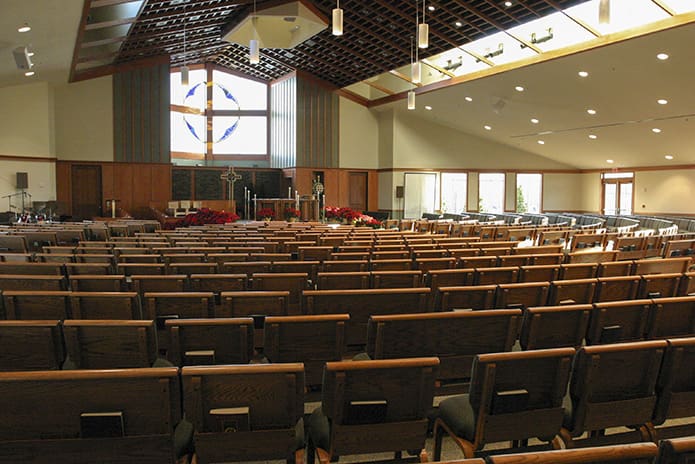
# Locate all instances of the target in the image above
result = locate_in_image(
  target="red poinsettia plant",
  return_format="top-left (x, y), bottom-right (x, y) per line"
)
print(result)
top-left (257, 207), bottom-right (275, 220)
top-left (166, 208), bottom-right (239, 229)
top-left (324, 206), bottom-right (383, 228)
top-left (284, 207), bottom-right (301, 219)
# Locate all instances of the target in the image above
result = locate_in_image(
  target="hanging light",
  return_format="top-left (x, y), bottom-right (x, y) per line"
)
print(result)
top-left (181, 3), bottom-right (189, 86)
top-left (598, 0), bottom-right (610, 25)
top-left (249, 0), bottom-right (260, 64)
top-left (332, 0), bottom-right (343, 36)
top-left (407, 90), bottom-right (416, 110)
top-left (418, 0), bottom-right (429, 48)
top-left (410, 37), bottom-right (421, 84)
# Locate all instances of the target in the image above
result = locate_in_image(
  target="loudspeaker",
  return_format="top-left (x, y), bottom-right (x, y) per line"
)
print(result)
top-left (16, 172), bottom-right (28, 189)
top-left (395, 186), bottom-right (404, 199)
top-left (12, 47), bottom-right (33, 70)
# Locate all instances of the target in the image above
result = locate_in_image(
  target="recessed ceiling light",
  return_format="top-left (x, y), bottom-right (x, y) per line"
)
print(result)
top-left (24, 71), bottom-right (35, 77)
top-left (464, 96), bottom-right (473, 102)
top-left (18, 23), bottom-right (31, 33)
top-left (537, 140), bottom-right (545, 145)
top-left (425, 105), bottom-right (432, 111)
top-left (657, 99), bottom-right (668, 105)
top-left (587, 109), bottom-right (597, 115)
top-left (652, 128), bottom-right (662, 133)
top-left (515, 85), bottom-right (524, 92)
top-left (503, 1), bottom-right (513, 7)
top-left (484, 125), bottom-right (492, 131)
top-left (427, 5), bottom-right (435, 11)
top-left (589, 134), bottom-right (597, 139)
top-left (578, 71), bottom-right (589, 77)
top-left (530, 118), bottom-right (539, 124)
top-left (664, 155), bottom-right (674, 160)
top-left (606, 159), bottom-right (614, 164)
top-left (454, 21), bottom-right (462, 27)
top-left (657, 53), bottom-right (669, 61)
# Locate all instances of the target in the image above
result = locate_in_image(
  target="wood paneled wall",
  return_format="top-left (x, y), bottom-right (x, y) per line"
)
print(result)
top-left (57, 161), bottom-right (171, 216)
top-left (283, 167), bottom-right (378, 211)
top-left (113, 62), bottom-right (171, 164)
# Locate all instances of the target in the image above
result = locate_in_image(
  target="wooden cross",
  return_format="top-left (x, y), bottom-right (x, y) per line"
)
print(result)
top-left (221, 166), bottom-right (243, 202)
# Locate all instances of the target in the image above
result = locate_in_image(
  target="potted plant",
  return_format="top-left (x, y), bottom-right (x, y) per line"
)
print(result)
top-left (285, 207), bottom-right (301, 222)
top-left (257, 207), bottom-right (275, 222)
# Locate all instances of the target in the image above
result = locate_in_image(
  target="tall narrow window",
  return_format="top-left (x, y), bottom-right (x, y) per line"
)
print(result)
top-left (516, 173), bottom-right (542, 213)
top-left (441, 173), bottom-right (467, 214)
top-left (479, 173), bottom-right (505, 213)
top-left (170, 65), bottom-right (269, 164)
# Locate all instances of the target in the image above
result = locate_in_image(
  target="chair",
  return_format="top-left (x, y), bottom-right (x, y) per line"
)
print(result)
top-left (69, 292), bottom-right (142, 319)
top-left (474, 267), bottom-right (519, 285)
top-left (0, 262), bottom-right (63, 275)
top-left (263, 314), bottom-right (348, 387)
top-left (370, 259), bottom-right (413, 271)
top-left (439, 285), bottom-right (496, 311)
top-left (220, 261), bottom-right (272, 277)
top-left (415, 257), bottom-right (457, 273)
top-left (633, 257), bottom-right (691, 275)
top-left (64, 262), bottom-right (112, 275)
top-left (518, 265), bottom-right (560, 283)
top-left (62, 320), bottom-right (160, 368)
top-left (519, 305), bottom-right (591, 350)
top-left (189, 274), bottom-right (247, 302)
top-left (0, 274), bottom-right (66, 291)
top-left (559, 263), bottom-right (598, 280)
top-left (656, 437), bottom-right (695, 464)
top-left (168, 262), bottom-right (217, 275)
top-left (321, 259), bottom-right (369, 272)
top-left (316, 272), bottom-right (370, 290)
top-left (594, 275), bottom-right (641, 302)
top-left (597, 261), bottom-right (634, 277)
top-left (166, 318), bottom-right (254, 366)
top-left (218, 291), bottom-right (289, 318)
top-left (367, 310), bottom-right (521, 393)
top-left (560, 340), bottom-right (667, 448)
top-left (495, 282), bottom-right (550, 309)
top-left (69, 274), bottom-right (126, 292)
top-left (652, 337), bottom-right (695, 439)
top-left (2, 290), bottom-right (71, 320)
top-left (371, 270), bottom-right (423, 288)
top-left (638, 273), bottom-right (682, 298)
top-left (587, 300), bottom-right (652, 345)
top-left (434, 348), bottom-right (575, 459)
top-left (487, 442), bottom-right (658, 464)
top-left (428, 268), bottom-right (476, 291)
top-left (0, 320), bottom-right (64, 371)
top-left (181, 363), bottom-right (305, 464)
top-left (251, 272), bottom-right (309, 314)
top-left (116, 263), bottom-right (166, 276)
top-left (143, 292), bottom-right (214, 321)
top-left (647, 296), bottom-right (695, 339)
top-left (547, 279), bottom-right (597, 305)
top-left (307, 357), bottom-right (439, 463)
top-left (0, 367), bottom-right (181, 463)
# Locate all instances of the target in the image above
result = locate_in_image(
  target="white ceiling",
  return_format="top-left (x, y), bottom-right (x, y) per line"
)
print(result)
top-left (1, 1), bottom-right (693, 171)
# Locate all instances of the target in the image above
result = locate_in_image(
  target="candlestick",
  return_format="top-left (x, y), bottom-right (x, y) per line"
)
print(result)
top-left (111, 200), bottom-right (116, 218)
top-left (288, 186), bottom-right (292, 198)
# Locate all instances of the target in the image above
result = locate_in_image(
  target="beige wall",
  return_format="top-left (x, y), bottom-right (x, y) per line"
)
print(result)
top-left (0, 82), bottom-right (54, 157)
top-left (339, 97), bottom-right (378, 169)
top-left (54, 76), bottom-right (114, 162)
top-left (635, 169), bottom-right (695, 215)
top-left (0, 160), bottom-right (56, 203)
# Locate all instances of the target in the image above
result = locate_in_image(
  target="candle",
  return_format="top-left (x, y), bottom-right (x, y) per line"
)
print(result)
top-left (288, 186), bottom-right (292, 198)
top-left (111, 200), bottom-right (116, 218)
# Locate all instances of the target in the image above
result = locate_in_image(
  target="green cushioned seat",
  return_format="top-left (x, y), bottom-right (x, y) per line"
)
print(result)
top-left (173, 419), bottom-right (194, 458)
top-left (307, 407), bottom-right (331, 451)
top-left (437, 395), bottom-right (476, 441)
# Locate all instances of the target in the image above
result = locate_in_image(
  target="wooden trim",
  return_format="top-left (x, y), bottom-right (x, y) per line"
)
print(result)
top-left (71, 55), bottom-right (170, 83)
top-left (0, 154), bottom-right (57, 162)
top-left (336, 88), bottom-right (369, 107)
top-left (68, 0), bottom-right (93, 84)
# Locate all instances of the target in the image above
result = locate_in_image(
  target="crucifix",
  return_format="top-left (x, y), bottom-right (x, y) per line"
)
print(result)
top-left (220, 165), bottom-right (243, 202)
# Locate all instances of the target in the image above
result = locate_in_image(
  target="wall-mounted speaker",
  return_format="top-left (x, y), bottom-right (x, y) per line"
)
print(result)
top-left (395, 186), bottom-right (404, 198)
top-left (12, 47), bottom-right (33, 70)
top-left (16, 172), bottom-right (28, 189)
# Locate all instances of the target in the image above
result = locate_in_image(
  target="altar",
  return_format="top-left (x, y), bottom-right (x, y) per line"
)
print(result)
top-left (256, 198), bottom-right (320, 221)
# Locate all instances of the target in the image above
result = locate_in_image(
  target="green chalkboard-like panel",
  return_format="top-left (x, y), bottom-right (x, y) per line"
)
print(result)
top-left (255, 171), bottom-right (281, 198)
top-left (172, 169), bottom-right (192, 200)
top-left (195, 170), bottom-right (223, 200)
top-left (234, 171), bottom-right (254, 202)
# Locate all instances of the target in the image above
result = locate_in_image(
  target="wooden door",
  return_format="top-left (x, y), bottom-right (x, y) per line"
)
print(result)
top-left (71, 165), bottom-right (102, 220)
top-left (348, 172), bottom-right (368, 211)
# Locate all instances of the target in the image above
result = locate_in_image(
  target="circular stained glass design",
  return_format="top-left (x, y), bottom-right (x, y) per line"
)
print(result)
top-left (182, 81), bottom-right (240, 144)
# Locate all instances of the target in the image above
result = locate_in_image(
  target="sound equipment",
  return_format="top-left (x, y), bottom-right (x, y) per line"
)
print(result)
top-left (12, 46), bottom-right (33, 70)
top-left (16, 172), bottom-right (28, 189)
top-left (395, 186), bottom-right (404, 199)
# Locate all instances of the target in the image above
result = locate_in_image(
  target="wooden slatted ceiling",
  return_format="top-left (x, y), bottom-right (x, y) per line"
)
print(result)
top-left (107, 0), bottom-right (586, 88)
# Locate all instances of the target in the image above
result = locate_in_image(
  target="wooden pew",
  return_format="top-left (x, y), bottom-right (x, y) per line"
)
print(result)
top-left (0, 320), bottom-right (64, 371)
top-left (166, 318), bottom-right (254, 366)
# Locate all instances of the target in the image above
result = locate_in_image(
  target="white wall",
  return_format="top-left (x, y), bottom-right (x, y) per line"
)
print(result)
top-left (54, 76), bottom-right (114, 161)
top-left (635, 169), bottom-right (695, 215)
top-left (0, 82), bottom-right (54, 157)
top-left (339, 96), bottom-right (378, 169)
top-left (0, 160), bottom-right (56, 204)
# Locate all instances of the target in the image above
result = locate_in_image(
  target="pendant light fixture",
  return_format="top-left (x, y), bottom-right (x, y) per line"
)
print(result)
top-left (181, 2), bottom-right (189, 86)
top-left (249, 0), bottom-right (260, 64)
top-left (407, 90), bottom-right (416, 110)
top-left (418, 0), bottom-right (429, 49)
top-left (332, 0), bottom-right (343, 36)
top-left (411, 37), bottom-right (421, 84)
top-left (598, 0), bottom-right (610, 25)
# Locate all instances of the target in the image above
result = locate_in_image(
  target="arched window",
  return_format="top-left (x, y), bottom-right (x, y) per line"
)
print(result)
top-left (170, 64), bottom-right (269, 165)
